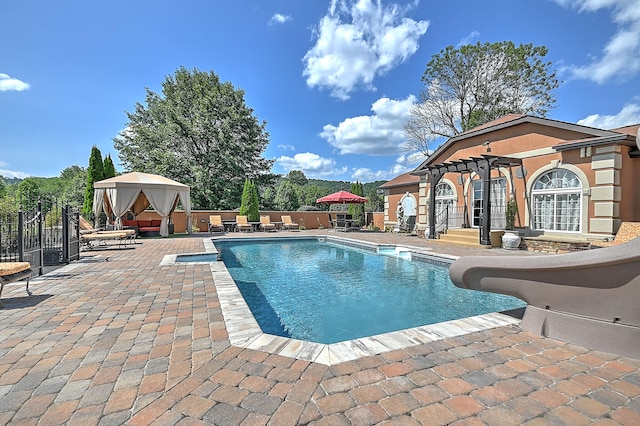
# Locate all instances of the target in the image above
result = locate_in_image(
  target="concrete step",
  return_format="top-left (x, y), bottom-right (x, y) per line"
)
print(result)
top-left (436, 228), bottom-right (504, 248)
top-left (439, 233), bottom-right (480, 245)
top-left (429, 238), bottom-right (493, 249)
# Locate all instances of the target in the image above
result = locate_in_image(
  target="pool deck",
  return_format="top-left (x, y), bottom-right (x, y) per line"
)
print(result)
top-left (0, 230), bottom-right (638, 425)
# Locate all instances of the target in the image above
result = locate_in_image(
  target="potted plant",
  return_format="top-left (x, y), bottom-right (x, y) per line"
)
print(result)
top-left (502, 198), bottom-right (521, 249)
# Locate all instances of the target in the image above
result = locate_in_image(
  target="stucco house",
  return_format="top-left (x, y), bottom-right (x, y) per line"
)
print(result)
top-left (379, 114), bottom-right (640, 250)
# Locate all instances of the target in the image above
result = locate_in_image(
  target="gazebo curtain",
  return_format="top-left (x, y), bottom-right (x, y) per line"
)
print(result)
top-left (92, 172), bottom-right (192, 237)
top-left (106, 187), bottom-right (143, 230)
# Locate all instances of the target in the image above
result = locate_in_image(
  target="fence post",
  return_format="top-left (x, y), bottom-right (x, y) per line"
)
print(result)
top-left (63, 204), bottom-right (69, 264)
top-left (37, 200), bottom-right (44, 275)
top-left (18, 207), bottom-right (24, 262)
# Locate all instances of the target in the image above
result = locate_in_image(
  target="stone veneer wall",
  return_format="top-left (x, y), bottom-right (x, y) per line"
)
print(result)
top-left (521, 238), bottom-right (591, 254)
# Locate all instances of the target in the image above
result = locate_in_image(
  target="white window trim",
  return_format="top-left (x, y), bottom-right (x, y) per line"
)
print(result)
top-left (526, 165), bottom-right (590, 234)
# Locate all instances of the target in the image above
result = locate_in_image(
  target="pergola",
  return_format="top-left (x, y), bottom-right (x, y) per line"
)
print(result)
top-left (412, 155), bottom-right (523, 245)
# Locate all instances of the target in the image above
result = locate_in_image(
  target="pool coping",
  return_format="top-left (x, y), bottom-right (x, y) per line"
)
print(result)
top-left (162, 236), bottom-right (522, 366)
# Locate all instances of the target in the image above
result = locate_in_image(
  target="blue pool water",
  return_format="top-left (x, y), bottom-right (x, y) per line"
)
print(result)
top-left (216, 238), bottom-right (525, 344)
top-left (176, 253), bottom-right (219, 262)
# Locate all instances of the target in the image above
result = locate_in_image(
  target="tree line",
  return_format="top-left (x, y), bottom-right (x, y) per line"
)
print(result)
top-left (0, 166), bottom-right (385, 219)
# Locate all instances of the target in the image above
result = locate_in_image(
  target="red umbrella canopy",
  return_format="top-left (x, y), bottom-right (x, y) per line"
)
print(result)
top-left (316, 190), bottom-right (368, 204)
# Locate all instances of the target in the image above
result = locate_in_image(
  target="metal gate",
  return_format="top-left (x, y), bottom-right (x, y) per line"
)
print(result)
top-left (1, 199), bottom-right (80, 272)
top-left (63, 206), bottom-right (80, 263)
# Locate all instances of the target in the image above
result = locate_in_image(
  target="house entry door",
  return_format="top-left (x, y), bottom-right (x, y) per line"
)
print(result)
top-left (471, 178), bottom-right (506, 227)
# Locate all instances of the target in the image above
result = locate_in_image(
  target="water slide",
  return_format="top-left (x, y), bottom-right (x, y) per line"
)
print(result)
top-left (449, 237), bottom-right (640, 358)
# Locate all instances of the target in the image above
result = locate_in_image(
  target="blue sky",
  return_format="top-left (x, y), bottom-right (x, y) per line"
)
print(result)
top-left (1, 0), bottom-right (639, 182)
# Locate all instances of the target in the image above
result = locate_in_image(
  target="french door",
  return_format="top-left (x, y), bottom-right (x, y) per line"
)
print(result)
top-left (471, 178), bottom-right (506, 227)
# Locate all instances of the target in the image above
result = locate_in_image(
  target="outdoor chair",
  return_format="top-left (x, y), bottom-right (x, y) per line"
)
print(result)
top-left (79, 215), bottom-right (102, 234)
top-left (327, 214), bottom-right (337, 229)
top-left (281, 215), bottom-right (300, 231)
top-left (208, 215), bottom-right (225, 234)
top-left (260, 215), bottom-right (276, 232)
top-left (0, 262), bottom-right (33, 308)
top-left (235, 215), bottom-right (252, 232)
top-left (79, 215), bottom-right (136, 237)
top-left (335, 214), bottom-right (349, 232)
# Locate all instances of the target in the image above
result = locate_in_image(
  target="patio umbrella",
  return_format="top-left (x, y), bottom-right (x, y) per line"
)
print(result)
top-left (316, 190), bottom-right (368, 204)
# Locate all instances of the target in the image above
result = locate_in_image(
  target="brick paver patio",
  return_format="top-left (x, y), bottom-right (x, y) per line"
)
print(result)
top-left (0, 231), bottom-right (638, 425)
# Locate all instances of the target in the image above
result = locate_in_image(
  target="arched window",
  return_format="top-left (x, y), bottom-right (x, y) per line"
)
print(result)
top-left (435, 182), bottom-right (455, 224)
top-left (532, 169), bottom-right (582, 232)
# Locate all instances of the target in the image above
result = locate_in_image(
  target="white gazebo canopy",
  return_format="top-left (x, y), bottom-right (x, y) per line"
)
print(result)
top-left (93, 172), bottom-right (192, 237)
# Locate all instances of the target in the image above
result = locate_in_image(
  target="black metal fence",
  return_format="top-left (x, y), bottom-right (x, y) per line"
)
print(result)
top-left (0, 198), bottom-right (80, 275)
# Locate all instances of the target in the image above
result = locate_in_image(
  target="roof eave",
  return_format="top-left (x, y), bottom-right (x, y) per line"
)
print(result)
top-left (552, 134), bottom-right (636, 151)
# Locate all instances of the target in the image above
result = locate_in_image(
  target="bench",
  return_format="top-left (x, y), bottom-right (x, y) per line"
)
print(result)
top-left (122, 219), bottom-right (162, 237)
top-left (0, 262), bottom-right (32, 308)
top-left (592, 222), bottom-right (640, 248)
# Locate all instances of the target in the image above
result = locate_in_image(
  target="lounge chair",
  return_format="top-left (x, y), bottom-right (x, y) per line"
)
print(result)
top-left (79, 215), bottom-right (135, 248)
top-left (0, 262), bottom-right (32, 308)
top-left (79, 215), bottom-right (101, 234)
top-left (80, 231), bottom-right (133, 249)
top-left (235, 215), bottom-right (252, 232)
top-left (260, 215), bottom-right (276, 232)
top-left (80, 215), bottom-right (136, 237)
top-left (281, 215), bottom-right (300, 231)
top-left (449, 236), bottom-right (640, 359)
top-left (208, 215), bottom-right (225, 234)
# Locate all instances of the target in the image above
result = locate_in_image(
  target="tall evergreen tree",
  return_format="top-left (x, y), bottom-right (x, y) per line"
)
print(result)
top-left (83, 145), bottom-right (105, 217)
top-left (103, 154), bottom-right (116, 179)
top-left (239, 178), bottom-right (260, 221)
top-left (113, 66), bottom-right (275, 210)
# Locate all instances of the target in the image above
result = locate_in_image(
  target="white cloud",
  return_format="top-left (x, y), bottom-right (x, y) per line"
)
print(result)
top-left (457, 31), bottom-right (480, 47)
top-left (351, 151), bottom-right (423, 181)
top-left (0, 73), bottom-right (30, 91)
top-left (277, 144), bottom-right (296, 150)
top-left (0, 163), bottom-right (29, 179)
top-left (577, 101), bottom-right (640, 128)
top-left (320, 95), bottom-right (415, 155)
top-left (269, 13), bottom-right (292, 26)
top-left (303, 0), bottom-right (429, 100)
top-left (276, 152), bottom-right (347, 177)
top-left (554, 0), bottom-right (640, 83)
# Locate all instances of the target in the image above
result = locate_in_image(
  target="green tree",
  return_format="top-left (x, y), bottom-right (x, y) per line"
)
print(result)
top-left (103, 154), bottom-right (116, 179)
top-left (364, 185), bottom-right (384, 212)
top-left (300, 184), bottom-right (328, 210)
top-left (286, 170), bottom-right (308, 187)
top-left (274, 180), bottom-right (299, 211)
top-left (17, 178), bottom-right (40, 211)
top-left (239, 179), bottom-right (260, 221)
top-left (405, 41), bottom-right (559, 154)
top-left (113, 66), bottom-right (275, 210)
top-left (60, 165), bottom-right (87, 209)
top-left (83, 145), bottom-right (105, 217)
top-left (348, 181), bottom-right (365, 226)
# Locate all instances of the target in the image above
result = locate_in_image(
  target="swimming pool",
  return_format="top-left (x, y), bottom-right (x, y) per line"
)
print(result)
top-left (215, 237), bottom-right (525, 344)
